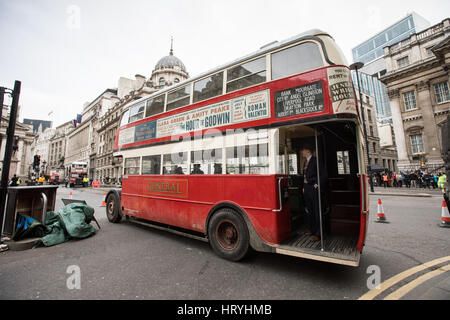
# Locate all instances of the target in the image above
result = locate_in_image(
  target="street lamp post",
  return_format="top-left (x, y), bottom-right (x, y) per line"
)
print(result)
top-left (350, 63), bottom-right (374, 193)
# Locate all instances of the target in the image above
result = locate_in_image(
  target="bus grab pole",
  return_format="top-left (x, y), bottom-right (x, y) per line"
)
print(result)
top-left (315, 129), bottom-right (324, 252)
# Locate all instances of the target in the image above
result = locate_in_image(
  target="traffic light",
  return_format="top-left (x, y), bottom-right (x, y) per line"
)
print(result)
top-left (33, 155), bottom-right (41, 171)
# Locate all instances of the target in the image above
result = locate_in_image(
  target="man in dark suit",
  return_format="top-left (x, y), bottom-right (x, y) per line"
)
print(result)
top-left (301, 144), bottom-right (328, 242)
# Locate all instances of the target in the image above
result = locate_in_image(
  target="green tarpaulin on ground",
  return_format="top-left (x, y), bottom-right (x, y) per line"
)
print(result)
top-left (37, 203), bottom-right (96, 247)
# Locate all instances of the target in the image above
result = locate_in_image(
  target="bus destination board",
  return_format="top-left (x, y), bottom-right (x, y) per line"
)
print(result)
top-left (274, 81), bottom-right (324, 119)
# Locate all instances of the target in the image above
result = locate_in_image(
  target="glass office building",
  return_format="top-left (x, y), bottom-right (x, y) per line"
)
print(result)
top-left (352, 12), bottom-right (430, 67)
top-left (351, 12), bottom-right (430, 120)
top-left (352, 71), bottom-right (391, 121)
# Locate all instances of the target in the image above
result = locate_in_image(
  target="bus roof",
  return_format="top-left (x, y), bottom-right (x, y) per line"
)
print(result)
top-left (122, 29), bottom-right (333, 111)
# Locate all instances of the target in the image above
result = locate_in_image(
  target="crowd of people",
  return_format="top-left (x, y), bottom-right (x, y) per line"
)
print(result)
top-left (369, 170), bottom-right (447, 190)
top-left (62, 176), bottom-right (122, 187)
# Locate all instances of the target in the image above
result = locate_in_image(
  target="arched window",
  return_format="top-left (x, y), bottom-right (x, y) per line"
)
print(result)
top-left (174, 78), bottom-right (180, 83)
top-left (159, 78), bottom-right (165, 86)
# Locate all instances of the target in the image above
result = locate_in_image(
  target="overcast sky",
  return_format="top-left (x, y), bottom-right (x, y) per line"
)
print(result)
top-left (1, 0), bottom-right (449, 127)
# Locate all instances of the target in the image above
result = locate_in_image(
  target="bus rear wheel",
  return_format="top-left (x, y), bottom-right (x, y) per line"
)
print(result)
top-left (106, 193), bottom-right (122, 223)
top-left (208, 208), bottom-right (249, 262)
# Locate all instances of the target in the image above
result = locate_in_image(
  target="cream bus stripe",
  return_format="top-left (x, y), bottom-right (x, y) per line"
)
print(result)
top-left (358, 255), bottom-right (450, 300)
top-left (384, 263), bottom-right (450, 300)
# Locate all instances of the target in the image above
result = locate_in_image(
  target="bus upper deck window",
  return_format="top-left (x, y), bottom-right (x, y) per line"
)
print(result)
top-left (120, 109), bottom-right (130, 127)
top-left (193, 72), bottom-right (224, 103)
top-left (227, 57), bottom-right (266, 93)
top-left (167, 85), bottom-right (191, 111)
top-left (129, 103), bottom-right (145, 123)
top-left (271, 42), bottom-right (324, 80)
top-left (145, 96), bottom-right (165, 117)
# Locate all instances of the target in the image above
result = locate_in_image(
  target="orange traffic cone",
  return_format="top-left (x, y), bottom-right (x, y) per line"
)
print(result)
top-left (70, 191), bottom-right (73, 199)
top-left (439, 200), bottom-right (450, 228)
top-left (101, 192), bottom-right (107, 207)
top-left (375, 198), bottom-right (389, 223)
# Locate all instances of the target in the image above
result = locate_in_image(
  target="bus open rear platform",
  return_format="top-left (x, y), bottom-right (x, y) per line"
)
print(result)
top-left (275, 230), bottom-right (360, 267)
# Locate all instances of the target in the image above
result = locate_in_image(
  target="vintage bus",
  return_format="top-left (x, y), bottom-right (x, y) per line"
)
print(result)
top-left (106, 29), bottom-right (369, 267)
top-left (68, 161), bottom-right (88, 187)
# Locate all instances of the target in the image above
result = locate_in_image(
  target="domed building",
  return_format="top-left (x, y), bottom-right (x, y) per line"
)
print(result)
top-left (150, 41), bottom-right (189, 89)
top-left (94, 39), bottom-right (189, 183)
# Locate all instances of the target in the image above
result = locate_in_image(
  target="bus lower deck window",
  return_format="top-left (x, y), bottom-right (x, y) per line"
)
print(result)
top-left (163, 153), bottom-right (188, 175)
top-left (191, 149), bottom-right (223, 175)
top-left (142, 155), bottom-right (161, 175)
top-left (124, 157), bottom-right (140, 175)
top-left (226, 144), bottom-right (269, 175)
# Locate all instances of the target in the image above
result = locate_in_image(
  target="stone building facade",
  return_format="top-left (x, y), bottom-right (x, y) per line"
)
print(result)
top-left (64, 88), bottom-right (118, 178)
top-left (96, 103), bottom-right (122, 182)
top-left (48, 120), bottom-right (73, 178)
top-left (0, 114), bottom-right (35, 180)
top-left (30, 127), bottom-right (55, 175)
top-left (382, 18), bottom-right (450, 172)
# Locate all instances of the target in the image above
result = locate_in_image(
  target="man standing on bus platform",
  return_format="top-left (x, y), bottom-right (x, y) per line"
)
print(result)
top-left (301, 143), bottom-right (328, 242)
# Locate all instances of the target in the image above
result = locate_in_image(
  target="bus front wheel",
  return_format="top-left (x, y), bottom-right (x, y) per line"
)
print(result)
top-left (106, 192), bottom-right (122, 223)
top-left (208, 208), bottom-right (249, 262)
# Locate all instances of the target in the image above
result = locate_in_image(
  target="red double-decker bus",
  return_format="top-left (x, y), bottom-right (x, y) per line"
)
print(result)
top-left (106, 29), bottom-right (369, 267)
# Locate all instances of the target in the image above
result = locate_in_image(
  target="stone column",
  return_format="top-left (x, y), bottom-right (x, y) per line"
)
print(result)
top-left (417, 81), bottom-right (444, 167)
top-left (388, 89), bottom-right (410, 170)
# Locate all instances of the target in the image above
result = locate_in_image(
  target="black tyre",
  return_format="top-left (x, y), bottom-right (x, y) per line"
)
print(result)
top-left (106, 192), bottom-right (122, 223)
top-left (208, 208), bottom-right (250, 262)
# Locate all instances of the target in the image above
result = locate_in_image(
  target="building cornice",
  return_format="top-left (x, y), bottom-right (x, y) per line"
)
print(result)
top-left (403, 114), bottom-right (423, 122)
top-left (151, 69), bottom-right (189, 78)
top-left (434, 108), bottom-right (450, 117)
top-left (381, 59), bottom-right (442, 84)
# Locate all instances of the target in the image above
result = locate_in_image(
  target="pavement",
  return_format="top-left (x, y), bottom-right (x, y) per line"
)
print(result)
top-left (370, 186), bottom-right (444, 197)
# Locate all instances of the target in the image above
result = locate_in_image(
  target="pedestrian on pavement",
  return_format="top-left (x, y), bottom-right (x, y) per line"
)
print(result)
top-left (382, 173), bottom-right (388, 188)
top-left (424, 173), bottom-right (431, 189)
top-left (432, 174), bottom-right (438, 189)
top-left (9, 174), bottom-right (19, 186)
top-left (411, 173), bottom-right (417, 188)
top-left (438, 173), bottom-right (447, 193)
